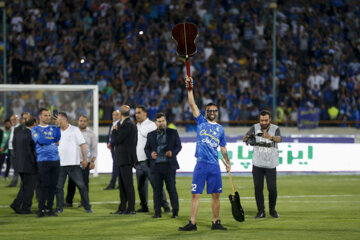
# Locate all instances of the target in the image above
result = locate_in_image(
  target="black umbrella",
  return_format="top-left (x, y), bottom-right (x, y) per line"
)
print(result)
top-left (220, 157), bottom-right (245, 222)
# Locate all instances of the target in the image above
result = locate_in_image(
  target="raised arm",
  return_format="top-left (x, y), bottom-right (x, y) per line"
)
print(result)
top-left (186, 76), bottom-right (200, 118)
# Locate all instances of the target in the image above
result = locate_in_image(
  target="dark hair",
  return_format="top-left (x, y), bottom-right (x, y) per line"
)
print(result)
top-left (154, 112), bottom-right (166, 121)
top-left (21, 112), bottom-right (30, 118)
top-left (79, 115), bottom-right (88, 120)
top-left (136, 105), bottom-right (148, 113)
top-left (260, 109), bottom-right (272, 118)
top-left (58, 112), bottom-right (68, 120)
top-left (38, 108), bottom-right (49, 116)
top-left (205, 102), bottom-right (218, 109)
top-left (4, 119), bottom-right (10, 124)
top-left (120, 107), bottom-right (130, 117)
top-left (25, 117), bottom-right (37, 127)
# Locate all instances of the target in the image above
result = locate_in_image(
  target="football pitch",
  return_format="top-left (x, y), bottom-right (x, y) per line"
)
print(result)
top-left (0, 174), bottom-right (359, 240)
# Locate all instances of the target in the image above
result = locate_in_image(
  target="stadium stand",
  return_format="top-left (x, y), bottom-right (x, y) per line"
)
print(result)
top-left (2, 0), bottom-right (360, 125)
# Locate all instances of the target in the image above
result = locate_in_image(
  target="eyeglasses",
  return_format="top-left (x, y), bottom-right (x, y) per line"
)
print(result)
top-left (206, 110), bottom-right (218, 114)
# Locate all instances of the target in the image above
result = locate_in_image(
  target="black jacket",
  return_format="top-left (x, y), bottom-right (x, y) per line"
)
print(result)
top-left (145, 128), bottom-right (182, 172)
top-left (13, 128), bottom-right (37, 174)
top-left (111, 118), bottom-right (138, 166)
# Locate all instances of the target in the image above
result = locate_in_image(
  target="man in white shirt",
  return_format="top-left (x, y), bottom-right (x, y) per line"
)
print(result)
top-left (65, 115), bottom-right (98, 207)
top-left (135, 106), bottom-right (170, 213)
top-left (307, 70), bottom-right (325, 90)
top-left (55, 112), bottom-right (92, 213)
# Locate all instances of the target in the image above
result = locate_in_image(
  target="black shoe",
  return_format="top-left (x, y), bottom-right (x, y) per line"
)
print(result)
top-left (163, 207), bottom-right (171, 213)
top-left (179, 221), bottom-right (197, 231)
top-left (20, 210), bottom-right (33, 214)
top-left (171, 213), bottom-right (178, 219)
top-left (55, 208), bottom-right (63, 214)
top-left (270, 210), bottom-right (280, 218)
top-left (211, 220), bottom-right (227, 230)
top-left (10, 204), bottom-right (21, 214)
top-left (136, 207), bottom-right (149, 213)
top-left (152, 214), bottom-right (162, 218)
top-left (110, 210), bottom-right (126, 214)
top-left (255, 212), bottom-right (266, 219)
top-left (64, 203), bottom-right (73, 208)
top-left (104, 186), bottom-right (115, 190)
top-left (46, 210), bottom-right (58, 216)
top-left (126, 210), bottom-right (136, 215)
top-left (6, 184), bottom-right (16, 188)
top-left (37, 210), bottom-right (46, 218)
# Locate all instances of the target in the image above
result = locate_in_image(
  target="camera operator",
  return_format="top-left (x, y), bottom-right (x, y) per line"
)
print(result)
top-left (243, 110), bottom-right (281, 219)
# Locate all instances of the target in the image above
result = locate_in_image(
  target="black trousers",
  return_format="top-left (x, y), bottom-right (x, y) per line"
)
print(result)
top-left (151, 162), bottom-right (179, 215)
top-left (11, 172), bottom-right (38, 211)
top-left (56, 166), bottom-right (91, 211)
top-left (0, 153), bottom-right (10, 177)
top-left (66, 164), bottom-right (90, 204)
top-left (9, 150), bottom-right (19, 185)
top-left (108, 149), bottom-right (119, 188)
top-left (38, 161), bottom-right (60, 211)
top-left (136, 160), bottom-right (169, 209)
top-left (252, 165), bottom-right (277, 213)
top-left (118, 164), bottom-right (135, 212)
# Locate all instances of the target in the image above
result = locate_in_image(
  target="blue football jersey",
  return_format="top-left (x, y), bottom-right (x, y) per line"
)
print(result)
top-left (31, 125), bottom-right (61, 162)
top-left (195, 114), bottom-right (226, 165)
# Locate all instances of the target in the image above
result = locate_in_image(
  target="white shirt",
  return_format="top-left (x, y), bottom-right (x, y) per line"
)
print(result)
top-left (108, 119), bottom-right (120, 142)
top-left (59, 125), bottom-right (86, 166)
top-left (307, 74), bottom-right (325, 90)
top-left (80, 128), bottom-right (98, 162)
top-left (136, 118), bottom-right (157, 162)
top-left (8, 123), bottom-right (20, 150)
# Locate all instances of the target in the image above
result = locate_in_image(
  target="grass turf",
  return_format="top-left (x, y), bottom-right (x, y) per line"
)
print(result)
top-left (0, 174), bottom-right (359, 240)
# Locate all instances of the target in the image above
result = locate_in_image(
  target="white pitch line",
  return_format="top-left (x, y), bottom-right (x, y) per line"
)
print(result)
top-left (1, 194), bottom-right (358, 208)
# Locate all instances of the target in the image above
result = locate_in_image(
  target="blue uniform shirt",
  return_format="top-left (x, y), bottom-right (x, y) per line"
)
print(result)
top-left (195, 114), bottom-right (226, 165)
top-left (31, 125), bottom-right (61, 162)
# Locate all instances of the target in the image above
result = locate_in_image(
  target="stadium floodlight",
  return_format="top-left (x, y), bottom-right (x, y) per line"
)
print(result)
top-left (0, 84), bottom-right (100, 176)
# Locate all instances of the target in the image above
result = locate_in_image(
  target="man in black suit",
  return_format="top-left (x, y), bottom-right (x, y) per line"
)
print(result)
top-left (8, 112), bottom-right (31, 187)
top-left (145, 112), bottom-right (182, 219)
top-left (104, 110), bottom-right (121, 190)
top-left (10, 117), bottom-right (38, 214)
top-left (111, 105), bottom-right (138, 214)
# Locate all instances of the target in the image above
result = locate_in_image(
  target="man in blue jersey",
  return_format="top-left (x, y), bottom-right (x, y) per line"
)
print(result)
top-left (179, 76), bottom-right (231, 231)
top-left (31, 108), bottom-right (61, 217)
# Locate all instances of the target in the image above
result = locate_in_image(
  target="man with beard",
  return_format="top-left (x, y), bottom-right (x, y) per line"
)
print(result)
top-left (65, 115), bottom-right (98, 208)
top-left (243, 110), bottom-right (282, 219)
top-left (144, 112), bottom-right (181, 219)
top-left (179, 76), bottom-right (231, 231)
top-left (32, 108), bottom-right (61, 217)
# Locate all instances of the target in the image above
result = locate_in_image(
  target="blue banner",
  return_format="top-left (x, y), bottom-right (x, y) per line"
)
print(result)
top-left (297, 107), bottom-right (320, 129)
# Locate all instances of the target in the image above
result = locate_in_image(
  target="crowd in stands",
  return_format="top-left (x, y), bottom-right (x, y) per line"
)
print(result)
top-left (2, 0), bottom-right (360, 125)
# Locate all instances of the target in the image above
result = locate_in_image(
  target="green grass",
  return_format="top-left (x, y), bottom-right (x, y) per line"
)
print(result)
top-left (0, 174), bottom-right (360, 240)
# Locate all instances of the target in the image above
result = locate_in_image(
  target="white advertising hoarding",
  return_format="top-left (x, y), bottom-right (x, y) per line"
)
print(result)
top-left (94, 142), bottom-right (360, 173)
